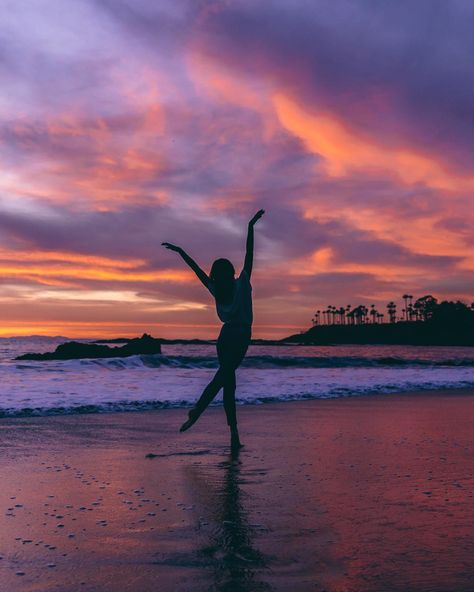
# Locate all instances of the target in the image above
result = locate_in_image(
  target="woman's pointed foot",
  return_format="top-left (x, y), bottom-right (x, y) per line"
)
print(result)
top-left (180, 409), bottom-right (198, 432)
top-left (231, 431), bottom-right (243, 453)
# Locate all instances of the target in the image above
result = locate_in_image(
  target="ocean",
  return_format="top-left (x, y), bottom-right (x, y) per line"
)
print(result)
top-left (1, 337), bottom-right (473, 417)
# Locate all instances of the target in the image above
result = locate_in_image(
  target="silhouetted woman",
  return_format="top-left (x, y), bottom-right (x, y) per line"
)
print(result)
top-left (162, 209), bottom-right (264, 451)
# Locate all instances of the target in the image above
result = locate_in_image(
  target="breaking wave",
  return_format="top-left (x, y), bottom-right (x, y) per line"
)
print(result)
top-left (18, 353), bottom-right (474, 371)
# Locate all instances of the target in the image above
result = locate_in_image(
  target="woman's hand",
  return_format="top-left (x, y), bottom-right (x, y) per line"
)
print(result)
top-left (161, 242), bottom-right (182, 253)
top-left (249, 209), bottom-right (265, 226)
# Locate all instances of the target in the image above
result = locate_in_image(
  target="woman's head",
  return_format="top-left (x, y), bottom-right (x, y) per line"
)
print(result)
top-left (210, 258), bottom-right (235, 304)
top-left (210, 258), bottom-right (235, 282)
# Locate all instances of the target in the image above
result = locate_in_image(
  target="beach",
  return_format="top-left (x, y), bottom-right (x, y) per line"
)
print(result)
top-left (1, 389), bottom-right (473, 592)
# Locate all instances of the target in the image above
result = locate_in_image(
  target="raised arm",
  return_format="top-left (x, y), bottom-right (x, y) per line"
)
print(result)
top-left (161, 242), bottom-right (210, 288)
top-left (244, 209), bottom-right (265, 278)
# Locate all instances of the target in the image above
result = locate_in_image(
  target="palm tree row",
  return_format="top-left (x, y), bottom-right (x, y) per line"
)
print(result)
top-left (312, 295), bottom-right (474, 326)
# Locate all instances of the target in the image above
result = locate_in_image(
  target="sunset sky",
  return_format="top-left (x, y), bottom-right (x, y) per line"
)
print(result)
top-left (1, 0), bottom-right (473, 338)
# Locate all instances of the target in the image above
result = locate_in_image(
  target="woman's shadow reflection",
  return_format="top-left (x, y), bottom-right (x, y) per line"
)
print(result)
top-left (186, 450), bottom-right (272, 592)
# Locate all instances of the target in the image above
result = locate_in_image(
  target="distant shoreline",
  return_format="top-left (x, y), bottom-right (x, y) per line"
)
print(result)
top-left (3, 324), bottom-right (474, 347)
top-left (283, 321), bottom-right (474, 346)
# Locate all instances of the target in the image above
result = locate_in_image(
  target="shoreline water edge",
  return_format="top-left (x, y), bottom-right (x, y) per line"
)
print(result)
top-left (1, 337), bottom-right (474, 418)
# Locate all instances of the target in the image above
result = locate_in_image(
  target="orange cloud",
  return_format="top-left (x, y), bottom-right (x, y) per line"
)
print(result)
top-left (302, 203), bottom-right (474, 271)
top-left (287, 247), bottom-right (433, 283)
top-left (0, 249), bottom-right (182, 287)
top-left (0, 249), bottom-right (144, 268)
top-left (1, 265), bottom-right (189, 282)
top-left (274, 93), bottom-right (474, 192)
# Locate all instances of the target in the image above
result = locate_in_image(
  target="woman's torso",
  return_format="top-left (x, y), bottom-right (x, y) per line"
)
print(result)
top-left (209, 269), bottom-right (253, 327)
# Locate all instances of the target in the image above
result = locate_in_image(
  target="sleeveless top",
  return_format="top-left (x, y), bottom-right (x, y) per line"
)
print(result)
top-left (208, 269), bottom-right (253, 326)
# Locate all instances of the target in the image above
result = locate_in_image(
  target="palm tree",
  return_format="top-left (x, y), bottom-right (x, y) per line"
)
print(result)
top-left (370, 304), bottom-right (377, 323)
top-left (402, 294), bottom-right (409, 320)
top-left (352, 305), bottom-right (368, 325)
top-left (338, 306), bottom-right (346, 324)
top-left (386, 301), bottom-right (397, 324)
top-left (347, 308), bottom-right (355, 325)
top-left (362, 305), bottom-right (369, 324)
top-left (345, 305), bottom-right (352, 325)
top-left (407, 295), bottom-right (414, 320)
top-left (325, 306), bottom-right (331, 325)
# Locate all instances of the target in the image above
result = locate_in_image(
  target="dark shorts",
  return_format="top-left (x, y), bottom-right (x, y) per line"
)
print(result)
top-left (216, 323), bottom-right (251, 370)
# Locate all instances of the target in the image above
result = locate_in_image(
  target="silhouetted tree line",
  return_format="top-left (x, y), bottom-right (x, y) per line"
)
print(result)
top-left (311, 295), bottom-right (474, 326)
top-left (285, 295), bottom-right (474, 345)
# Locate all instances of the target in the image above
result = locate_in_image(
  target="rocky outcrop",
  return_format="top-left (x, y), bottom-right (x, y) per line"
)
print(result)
top-left (16, 333), bottom-right (162, 360)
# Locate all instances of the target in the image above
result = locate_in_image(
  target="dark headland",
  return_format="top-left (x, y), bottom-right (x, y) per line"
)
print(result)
top-left (285, 298), bottom-right (474, 346)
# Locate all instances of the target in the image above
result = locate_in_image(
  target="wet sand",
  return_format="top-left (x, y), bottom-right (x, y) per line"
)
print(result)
top-left (1, 389), bottom-right (473, 591)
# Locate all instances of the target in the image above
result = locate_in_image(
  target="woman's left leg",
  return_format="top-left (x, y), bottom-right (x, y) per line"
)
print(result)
top-left (222, 369), bottom-right (237, 429)
top-left (179, 367), bottom-right (224, 432)
top-left (217, 325), bottom-right (250, 449)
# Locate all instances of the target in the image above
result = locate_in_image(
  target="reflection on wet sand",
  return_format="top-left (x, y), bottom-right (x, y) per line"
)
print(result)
top-left (185, 450), bottom-right (272, 592)
top-left (2, 398), bottom-right (474, 590)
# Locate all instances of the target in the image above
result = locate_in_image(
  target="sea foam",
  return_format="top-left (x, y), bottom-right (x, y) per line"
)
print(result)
top-left (1, 339), bottom-right (473, 417)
